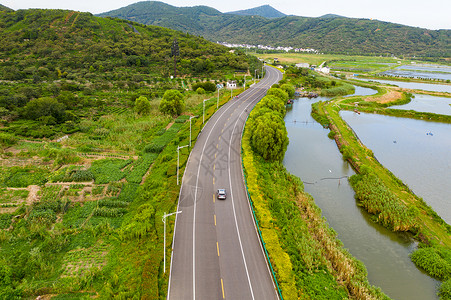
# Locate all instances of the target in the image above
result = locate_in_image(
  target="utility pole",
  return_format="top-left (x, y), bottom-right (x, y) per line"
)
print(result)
top-left (171, 38), bottom-right (179, 78)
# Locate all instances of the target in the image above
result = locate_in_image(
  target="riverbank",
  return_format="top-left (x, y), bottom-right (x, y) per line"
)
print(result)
top-left (311, 85), bottom-right (451, 298)
top-left (241, 85), bottom-right (389, 299)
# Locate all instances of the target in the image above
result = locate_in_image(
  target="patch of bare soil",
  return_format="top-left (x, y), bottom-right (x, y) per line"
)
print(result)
top-left (166, 121), bottom-right (175, 130)
top-left (26, 185), bottom-right (41, 205)
top-left (364, 90), bottom-right (402, 104)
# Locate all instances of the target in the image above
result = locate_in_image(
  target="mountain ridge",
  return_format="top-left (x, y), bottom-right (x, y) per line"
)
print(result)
top-left (98, 1), bottom-right (450, 57)
top-left (226, 5), bottom-right (286, 19)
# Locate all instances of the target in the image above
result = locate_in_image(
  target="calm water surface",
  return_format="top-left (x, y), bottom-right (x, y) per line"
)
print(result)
top-left (283, 89), bottom-right (440, 299)
top-left (341, 111), bottom-right (451, 225)
top-left (391, 94), bottom-right (451, 116)
top-left (381, 64), bottom-right (451, 81)
top-left (357, 78), bottom-right (451, 93)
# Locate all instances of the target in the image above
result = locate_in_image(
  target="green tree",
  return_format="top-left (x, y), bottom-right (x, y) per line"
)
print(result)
top-left (257, 95), bottom-right (286, 117)
top-left (159, 90), bottom-right (185, 116)
top-left (267, 88), bottom-right (289, 103)
top-left (135, 96), bottom-right (151, 115)
top-left (22, 97), bottom-right (66, 122)
top-left (196, 87), bottom-right (205, 94)
top-left (280, 84), bottom-right (295, 98)
top-left (249, 111), bottom-right (288, 162)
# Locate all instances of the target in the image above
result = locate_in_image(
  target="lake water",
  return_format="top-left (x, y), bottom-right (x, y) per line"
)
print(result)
top-left (381, 64), bottom-right (451, 81)
top-left (356, 78), bottom-right (451, 93)
top-left (283, 94), bottom-right (440, 299)
top-left (341, 111), bottom-right (451, 225)
top-left (391, 94), bottom-right (451, 116)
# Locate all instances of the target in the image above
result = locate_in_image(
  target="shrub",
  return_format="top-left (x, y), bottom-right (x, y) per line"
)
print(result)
top-left (159, 90), bottom-right (185, 116)
top-left (134, 96), bottom-right (151, 115)
top-left (410, 248), bottom-right (451, 280)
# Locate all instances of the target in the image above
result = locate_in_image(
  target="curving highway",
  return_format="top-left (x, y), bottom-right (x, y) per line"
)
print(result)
top-left (168, 66), bottom-right (283, 300)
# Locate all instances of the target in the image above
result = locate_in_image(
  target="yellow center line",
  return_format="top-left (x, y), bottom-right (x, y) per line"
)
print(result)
top-left (215, 153), bottom-right (217, 159)
top-left (214, 214), bottom-right (216, 226)
top-left (217, 242), bottom-right (220, 256)
top-left (213, 193), bottom-right (215, 203)
top-left (213, 177), bottom-right (215, 185)
top-left (219, 136), bottom-right (221, 141)
top-left (214, 164), bottom-right (216, 171)
top-left (221, 278), bottom-right (225, 299)
top-left (216, 143), bottom-right (219, 149)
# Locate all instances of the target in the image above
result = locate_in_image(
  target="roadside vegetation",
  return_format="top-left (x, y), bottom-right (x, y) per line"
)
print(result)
top-left (305, 69), bottom-right (451, 298)
top-left (242, 79), bottom-right (388, 299)
top-left (0, 8), bottom-right (257, 298)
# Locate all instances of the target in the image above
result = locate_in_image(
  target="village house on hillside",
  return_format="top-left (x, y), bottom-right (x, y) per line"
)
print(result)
top-left (227, 80), bottom-right (237, 89)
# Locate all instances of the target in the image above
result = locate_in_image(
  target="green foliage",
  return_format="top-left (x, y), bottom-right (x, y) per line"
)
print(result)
top-left (145, 122), bottom-right (184, 153)
top-left (89, 159), bottom-right (132, 184)
top-left (192, 81), bottom-right (216, 92)
top-left (22, 97), bottom-right (66, 123)
top-left (100, 2), bottom-right (449, 57)
top-left (410, 247), bottom-right (451, 281)
top-left (280, 84), bottom-right (295, 98)
top-left (195, 87), bottom-right (205, 94)
top-left (440, 278), bottom-right (451, 299)
top-left (349, 172), bottom-right (417, 231)
top-left (120, 204), bottom-right (155, 240)
top-left (248, 109), bottom-right (288, 162)
top-left (126, 154), bottom-right (158, 184)
top-left (134, 96), bottom-right (151, 115)
top-left (257, 95), bottom-right (286, 117)
top-left (266, 88), bottom-right (288, 103)
top-left (0, 132), bottom-right (18, 148)
top-left (159, 90), bottom-right (185, 116)
top-left (1, 165), bottom-right (49, 187)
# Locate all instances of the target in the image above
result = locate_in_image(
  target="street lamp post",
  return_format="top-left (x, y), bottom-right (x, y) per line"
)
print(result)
top-left (189, 116), bottom-right (198, 147)
top-left (217, 87), bottom-right (223, 109)
top-left (177, 144), bottom-right (189, 185)
top-left (162, 211), bottom-right (182, 273)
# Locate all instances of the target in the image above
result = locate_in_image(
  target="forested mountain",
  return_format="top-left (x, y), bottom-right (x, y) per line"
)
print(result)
top-left (0, 4), bottom-right (13, 11)
top-left (0, 8), bottom-right (261, 134)
top-left (99, 1), bottom-right (450, 57)
top-left (226, 5), bottom-right (286, 18)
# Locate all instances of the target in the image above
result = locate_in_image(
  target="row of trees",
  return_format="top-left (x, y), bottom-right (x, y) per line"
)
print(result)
top-left (247, 86), bottom-right (293, 162)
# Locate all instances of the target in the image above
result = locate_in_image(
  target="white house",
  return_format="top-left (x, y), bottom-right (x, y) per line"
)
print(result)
top-left (227, 81), bottom-right (237, 89)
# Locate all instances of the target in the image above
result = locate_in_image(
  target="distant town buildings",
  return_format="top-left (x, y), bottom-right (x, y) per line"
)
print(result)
top-left (217, 42), bottom-right (318, 53)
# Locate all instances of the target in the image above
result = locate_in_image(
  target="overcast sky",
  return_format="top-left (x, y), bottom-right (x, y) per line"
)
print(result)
top-left (3, 0), bottom-right (451, 30)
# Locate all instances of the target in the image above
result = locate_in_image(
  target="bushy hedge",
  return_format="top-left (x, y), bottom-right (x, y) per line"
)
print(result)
top-left (349, 172), bottom-right (417, 231)
top-left (191, 81), bottom-right (216, 92)
top-left (410, 247), bottom-right (451, 280)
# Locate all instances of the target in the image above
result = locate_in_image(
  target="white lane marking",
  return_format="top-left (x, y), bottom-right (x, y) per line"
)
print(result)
top-left (191, 87), bottom-right (261, 299)
top-left (224, 66), bottom-right (280, 300)
top-left (168, 65), bottom-right (278, 299)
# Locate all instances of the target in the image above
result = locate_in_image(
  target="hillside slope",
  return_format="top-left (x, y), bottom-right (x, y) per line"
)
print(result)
top-left (0, 8), bottom-right (253, 81)
top-left (98, 1), bottom-right (451, 57)
top-left (226, 5), bottom-right (286, 18)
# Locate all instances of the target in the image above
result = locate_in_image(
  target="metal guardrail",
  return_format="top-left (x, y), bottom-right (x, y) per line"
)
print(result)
top-left (241, 116), bottom-right (284, 300)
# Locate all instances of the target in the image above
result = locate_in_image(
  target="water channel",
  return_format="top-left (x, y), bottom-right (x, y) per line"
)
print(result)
top-left (381, 64), bottom-right (451, 81)
top-left (357, 78), bottom-right (451, 93)
top-left (283, 86), bottom-right (440, 299)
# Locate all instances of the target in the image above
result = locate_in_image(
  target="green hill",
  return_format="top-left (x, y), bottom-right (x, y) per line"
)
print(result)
top-left (98, 1), bottom-right (451, 57)
top-left (0, 4), bottom-right (13, 11)
top-left (226, 5), bottom-right (286, 18)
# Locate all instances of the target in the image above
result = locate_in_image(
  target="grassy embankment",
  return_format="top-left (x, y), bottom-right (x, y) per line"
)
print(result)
top-left (311, 83), bottom-right (451, 298)
top-left (0, 88), bottom-right (239, 298)
top-left (241, 82), bottom-right (388, 299)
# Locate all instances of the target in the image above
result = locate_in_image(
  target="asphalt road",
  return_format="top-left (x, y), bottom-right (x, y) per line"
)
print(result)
top-left (168, 66), bottom-right (283, 300)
